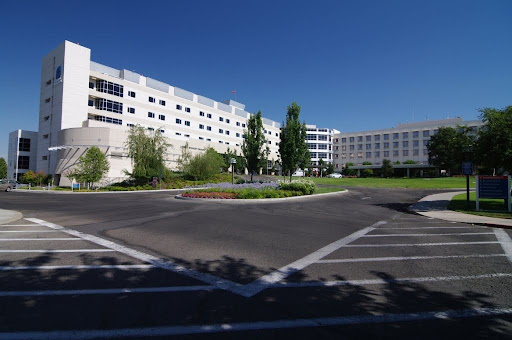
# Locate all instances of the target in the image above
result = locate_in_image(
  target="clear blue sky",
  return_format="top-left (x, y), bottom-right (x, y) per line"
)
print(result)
top-left (1, 0), bottom-right (511, 159)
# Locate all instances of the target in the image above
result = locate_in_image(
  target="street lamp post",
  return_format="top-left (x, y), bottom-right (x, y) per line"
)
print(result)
top-left (230, 158), bottom-right (237, 185)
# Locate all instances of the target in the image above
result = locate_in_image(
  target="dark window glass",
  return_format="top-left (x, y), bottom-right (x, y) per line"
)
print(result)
top-left (18, 156), bottom-right (30, 169)
top-left (19, 138), bottom-right (30, 152)
top-left (93, 115), bottom-right (122, 125)
top-left (95, 98), bottom-right (123, 114)
top-left (96, 79), bottom-right (123, 97)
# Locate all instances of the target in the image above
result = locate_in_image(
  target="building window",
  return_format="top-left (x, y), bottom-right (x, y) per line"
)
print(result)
top-left (96, 79), bottom-right (123, 97)
top-left (127, 123), bottom-right (135, 127)
top-left (95, 98), bottom-right (123, 114)
top-left (219, 129), bottom-right (223, 133)
top-left (375, 143), bottom-right (380, 149)
top-left (341, 145), bottom-right (346, 151)
top-left (149, 97), bottom-right (155, 103)
top-left (160, 129), bottom-right (165, 133)
top-left (226, 130), bottom-right (230, 135)
top-left (219, 117), bottom-right (224, 122)
top-left (18, 138), bottom-right (30, 152)
top-left (219, 141), bottom-right (223, 144)
top-left (383, 142), bottom-right (389, 149)
top-left (393, 133), bottom-right (399, 140)
top-left (366, 152), bottom-right (371, 158)
top-left (357, 152), bottom-right (363, 158)
top-left (342, 137), bottom-right (347, 143)
top-left (43, 134), bottom-right (49, 139)
top-left (384, 151), bottom-right (389, 157)
top-left (236, 122), bottom-right (240, 126)
top-left (423, 130), bottom-right (430, 137)
top-left (185, 134), bottom-right (190, 138)
top-left (403, 141), bottom-right (409, 147)
top-left (393, 150), bottom-right (399, 157)
top-left (366, 144), bottom-right (371, 150)
top-left (375, 151), bottom-right (380, 157)
top-left (159, 114), bottom-right (165, 121)
top-left (374, 135), bottom-right (380, 141)
top-left (236, 133), bottom-right (240, 137)
top-left (185, 107), bottom-right (190, 113)
top-left (128, 107), bottom-right (135, 114)
top-left (207, 126), bottom-right (212, 131)
top-left (128, 91), bottom-right (136, 98)
top-left (413, 140), bottom-right (419, 147)
top-left (226, 119), bottom-right (230, 124)
top-left (185, 121), bottom-right (190, 126)
top-left (176, 104), bottom-right (182, 110)
top-left (176, 119), bottom-right (182, 124)
top-left (199, 124), bottom-right (204, 129)
top-left (318, 135), bottom-right (328, 141)
top-left (207, 113), bottom-right (212, 119)
top-left (366, 135), bottom-right (371, 142)
top-left (393, 142), bottom-right (399, 148)
top-left (413, 131), bottom-right (419, 138)
top-left (349, 145), bottom-right (355, 151)
top-left (402, 132), bottom-right (409, 139)
top-left (42, 155), bottom-right (48, 161)
top-left (176, 132), bottom-right (181, 136)
top-left (423, 140), bottom-right (429, 146)
top-left (45, 97), bottom-right (51, 103)
top-left (47, 79), bottom-right (53, 86)
top-left (413, 149), bottom-right (419, 156)
top-left (159, 100), bottom-right (166, 106)
top-left (306, 135), bottom-right (317, 141)
top-left (358, 144), bottom-right (363, 150)
top-left (44, 116), bottom-right (50, 121)
top-left (93, 115), bottom-right (122, 125)
top-left (384, 134), bottom-right (389, 140)
top-left (318, 144), bottom-right (327, 150)
top-left (200, 111), bottom-right (205, 117)
top-left (403, 150), bottom-right (409, 156)
top-left (148, 127), bottom-right (155, 131)
top-left (357, 136), bottom-right (363, 142)
top-left (242, 123), bottom-right (246, 128)
top-left (18, 156), bottom-right (30, 169)
top-left (148, 112), bottom-right (155, 118)
top-left (88, 100), bottom-right (94, 107)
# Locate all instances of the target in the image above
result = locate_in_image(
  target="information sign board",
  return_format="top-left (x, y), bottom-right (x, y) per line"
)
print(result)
top-left (478, 176), bottom-right (509, 199)
top-left (462, 162), bottom-right (473, 175)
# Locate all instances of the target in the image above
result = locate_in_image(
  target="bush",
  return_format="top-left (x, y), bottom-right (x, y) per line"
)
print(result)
top-left (361, 169), bottom-right (374, 177)
top-left (278, 180), bottom-right (316, 195)
top-left (184, 147), bottom-right (225, 181)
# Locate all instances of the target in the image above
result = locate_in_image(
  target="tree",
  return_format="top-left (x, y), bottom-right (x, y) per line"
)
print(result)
top-left (184, 147), bottom-right (224, 180)
top-left (222, 147), bottom-right (245, 174)
top-left (381, 159), bottom-right (394, 177)
top-left (279, 102), bottom-right (309, 182)
top-left (362, 169), bottom-right (374, 177)
top-left (20, 170), bottom-right (36, 185)
top-left (0, 157), bottom-right (6, 179)
top-left (475, 106), bottom-right (512, 174)
top-left (242, 111), bottom-right (266, 181)
top-left (325, 163), bottom-right (334, 176)
top-left (343, 162), bottom-right (356, 176)
top-left (427, 126), bottom-right (474, 175)
top-left (318, 159), bottom-right (326, 177)
top-left (125, 125), bottom-right (171, 182)
top-left (404, 160), bottom-right (418, 164)
top-left (362, 161), bottom-right (373, 165)
top-left (177, 142), bottom-right (192, 173)
top-left (69, 146), bottom-right (110, 188)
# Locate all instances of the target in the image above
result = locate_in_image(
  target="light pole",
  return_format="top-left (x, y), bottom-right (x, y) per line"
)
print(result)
top-left (230, 158), bottom-right (237, 184)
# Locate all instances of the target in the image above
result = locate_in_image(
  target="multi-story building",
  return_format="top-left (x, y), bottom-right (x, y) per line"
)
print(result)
top-left (332, 118), bottom-right (483, 171)
top-left (9, 41), bottom-right (282, 185)
top-left (305, 125), bottom-right (339, 166)
top-left (7, 130), bottom-right (38, 180)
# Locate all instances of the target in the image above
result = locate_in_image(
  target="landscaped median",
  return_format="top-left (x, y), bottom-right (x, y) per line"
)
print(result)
top-left (179, 180), bottom-right (345, 200)
top-left (448, 192), bottom-right (512, 220)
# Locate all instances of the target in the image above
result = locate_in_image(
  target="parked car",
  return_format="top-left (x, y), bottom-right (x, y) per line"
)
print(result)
top-left (0, 180), bottom-right (14, 192)
top-left (327, 173), bottom-right (343, 178)
top-left (292, 170), bottom-right (304, 177)
top-left (7, 180), bottom-right (22, 188)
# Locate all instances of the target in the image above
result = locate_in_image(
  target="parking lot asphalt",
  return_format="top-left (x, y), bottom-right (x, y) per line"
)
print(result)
top-left (0, 188), bottom-right (511, 339)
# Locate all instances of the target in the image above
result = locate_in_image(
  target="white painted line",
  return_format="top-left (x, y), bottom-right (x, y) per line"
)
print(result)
top-left (342, 241), bottom-right (500, 248)
top-left (493, 228), bottom-right (512, 264)
top-left (379, 226), bottom-right (485, 230)
top-left (271, 273), bottom-right (512, 288)
top-left (0, 238), bottom-right (80, 241)
top-left (316, 254), bottom-right (507, 264)
top-left (0, 264), bottom-right (155, 271)
top-left (0, 224), bottom-right (40, 227)
top-left (363, 232), bottom-right (494, 237)
top-left (26, 218), bottom-right (247, 296)
top-left (0, 285), bottom-right (217, 297)
top-left (0, 249), bottom-right (115, 253)
top-left (241, 220), bottom-right (388, 297)
top-left (0, 230), bottom-right (60, 233)
top-left (0, 307), bottom-right (510, 339)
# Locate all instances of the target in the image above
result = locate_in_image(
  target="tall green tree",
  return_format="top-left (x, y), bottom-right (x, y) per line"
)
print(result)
top-left (242, 111), bottom-right (266, 181)
top-left (381, 159), bottom-right (394, 178)
top-left (318, 158), bottom-right (326, 177)
top-left (222, 147), bottom-right (246, 174)
top-left (184, 147), bottom-right (224, 180)
top-left (125, 125), bottom-right (171, 182)
top-left (279, 102), bottom-right (309, 181)
top-left (427, 126), bottom-right (474, 174)
top-left (70, 146), bottom-right (110, 188)
top-left (475, 106), bottom-right (512, 174)
top-left (0, 157), bottom-right (6, 179)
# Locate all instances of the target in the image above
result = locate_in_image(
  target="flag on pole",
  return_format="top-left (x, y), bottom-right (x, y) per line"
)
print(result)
top-left (231, 90), bottom-right (237, 94)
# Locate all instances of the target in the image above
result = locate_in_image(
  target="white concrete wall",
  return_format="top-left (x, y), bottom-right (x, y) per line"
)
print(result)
top-left (7, 130), bottom-right (38, 180)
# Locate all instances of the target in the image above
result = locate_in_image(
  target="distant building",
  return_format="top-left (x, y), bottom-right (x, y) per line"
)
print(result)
top-left (332, 118), bottom-right (483, 171)
top-left (7, 130), bottom-right (38, 180)
top-left (305, 125), bottom-right (340, 166)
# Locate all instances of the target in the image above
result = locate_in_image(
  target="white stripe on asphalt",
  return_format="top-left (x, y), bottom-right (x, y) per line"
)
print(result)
top-left (0, 307), bottom-right (510, 339)
top-left (342, 241), bottom-right (500, 247)
top-left (0, 264), bottom-right (155, 271)
top-left (241, 220), bottom-right (388, 297)
top-left (378, 226), bottom-right (484, 230)
top-left (363, 232), bottom-right (494, 237)
top-left (0, 230), bottom-right (60, 233)
top-left (493, 228), bottom-right (512, 264)
top-left (0, 238), bottom-right (80, 241)
top-left (0, 224), bottom-right (39, 227)
top-left (271, 273), bottom-right (512, 288)
top-left (25, 218), bottom-right (246, 296)
top-left (0, 285), bottom-right (217, 297)
top-left (316, 254), bottom-right (507, 264)
top-left (0, 249), bottom-right (115, 253)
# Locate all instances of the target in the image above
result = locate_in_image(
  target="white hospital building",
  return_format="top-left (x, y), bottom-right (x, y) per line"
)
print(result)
top-left (305, 125), bottom-right (340, 166)
top-left (7, 41), bottom-right (282, 184)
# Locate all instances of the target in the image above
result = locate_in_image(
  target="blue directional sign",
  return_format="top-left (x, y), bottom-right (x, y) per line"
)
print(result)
top-left (478, 176), bottom-right (509, 199)
top-left (461, 162), bottom-right (473, 175)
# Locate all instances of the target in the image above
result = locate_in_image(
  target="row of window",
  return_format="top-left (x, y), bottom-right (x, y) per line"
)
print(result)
top-left (341, 140), bottom-right (429, 151)
top-left (307, 143), bottom-right (331, 150)
top-left (310, 152), bottom-right (331, 159)
top-left (93, 115), bottom-right (122, 125)
top-left (95, 80), bottom-right (124, 97)
top-left (338, 149), bottom-right (429, 158)
top-left (306, 135), bottom-right (330, 141)
top-left (338, 131), bottom-right (434, 143)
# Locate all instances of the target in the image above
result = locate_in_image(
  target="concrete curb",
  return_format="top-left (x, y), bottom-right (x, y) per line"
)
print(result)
top-left (410, 191), bottom-right (512, 227)
top-left (174, 189), bottom-right (348, 204)
top-left (12, 187), bottom-right (205, 195)
top-left (0, 209), bottom-right (23, 225)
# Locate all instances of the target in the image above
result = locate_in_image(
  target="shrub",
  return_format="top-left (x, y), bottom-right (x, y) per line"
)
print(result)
top-left (361, 169), bottom-right (374, 177)
top-left (278, 180), bottom-right (316, 195)
top-left (184, 147), bottom-right (225, 181)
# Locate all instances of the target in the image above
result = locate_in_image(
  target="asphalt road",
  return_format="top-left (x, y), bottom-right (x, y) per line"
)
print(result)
top-left (0, 188), bottom-right (511, 339)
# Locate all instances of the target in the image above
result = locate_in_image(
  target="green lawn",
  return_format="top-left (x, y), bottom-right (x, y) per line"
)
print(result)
top-left (449, 192), bottom-right (512, 219)
top-left (298, 177), bottom-right (476, 189)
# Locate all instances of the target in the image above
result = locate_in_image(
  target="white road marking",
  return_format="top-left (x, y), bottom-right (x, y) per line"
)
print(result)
top-left (342, 241), bottom-right (500, 248)
top-left (0, 264), bottom-right (155, 271)
top-left (0, 285), bottom-right (217, 297)
top-left (316, 254), bottom-right (507, 264)
top-left (271, 273), bottom-right (512, 288)
top-left (0, 249), bottom-right (115, 253)
top-left (0, 230), bottom-right (60, 233)
top-left (26, 218), bottom-right (247, 296)
top-left (363, 232), bottom-right (494, 237)
top-left (379, 226), bottom-right (485, 230)
top-left (241, 220), bottom-right (388, 297)
top-left (493, 228), bottom-right (512, 264)
top-left (0, 307), bottom-right (510, 339)
top-left (0, 238), bottom-right (80, 241)
top-left (0, 224), bottom-right (39, 227)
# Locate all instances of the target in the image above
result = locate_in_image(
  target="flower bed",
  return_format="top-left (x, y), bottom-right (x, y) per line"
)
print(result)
top-left (182, 192), bottom-right (238, 199)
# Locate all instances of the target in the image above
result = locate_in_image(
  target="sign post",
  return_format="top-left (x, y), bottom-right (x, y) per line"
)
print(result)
top-left (461, 162), bottom-right (473, 209)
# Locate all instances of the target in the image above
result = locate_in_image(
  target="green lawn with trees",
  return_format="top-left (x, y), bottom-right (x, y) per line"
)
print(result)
top-left (449, 192), bottom-right (512, 219)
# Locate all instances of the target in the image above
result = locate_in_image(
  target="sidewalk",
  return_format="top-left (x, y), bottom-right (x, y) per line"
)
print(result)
top-left (0, 209), bottom-right (22, 224)
top-left (410, 191), bottom-right (512, 227)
